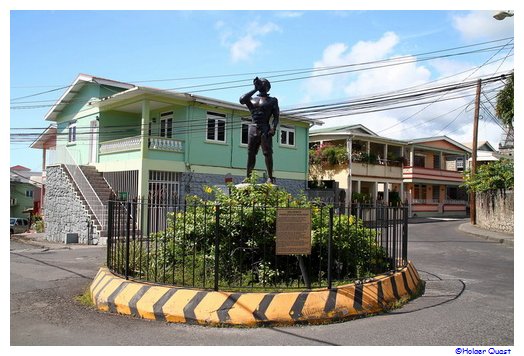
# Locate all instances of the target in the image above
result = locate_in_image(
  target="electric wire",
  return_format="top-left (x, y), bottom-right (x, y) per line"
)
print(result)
top-left (10, 37), bottom-right (513, 106)
top-left (10, 73), bottom-right (510, 144)
top-left (375, 38), bottom-right (513, 135)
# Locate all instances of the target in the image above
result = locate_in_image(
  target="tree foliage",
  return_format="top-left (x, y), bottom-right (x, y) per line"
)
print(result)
top-left (496, 73), bottom-right (514, 129)
top-left (116, 174), bottom-right (389, 291)
top-left (309, 143), bottom-right (348, 166)
top-left (462, 158), bottom-right (514, 193)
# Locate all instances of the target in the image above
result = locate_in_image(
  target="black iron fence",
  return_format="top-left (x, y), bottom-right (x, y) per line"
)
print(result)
top-left (107, 199), bottom-right (408, 291)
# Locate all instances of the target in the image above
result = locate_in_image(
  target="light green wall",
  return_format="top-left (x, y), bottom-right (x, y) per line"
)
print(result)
top-left (99, 110), bottom-right (141, 143)
top-left (10, 182), bottom-right (34, 218)
top-left (98, 149), bottom-right (142, 163)
top-left (56, 111), bottom-right (98, 165)
top-left (149, 106), bottom-right (187, 141)
top-left (59, 83), bottom-right (100, 118)
top-left (97, 104), bottom-right (309, 175)
top-left (185, 106), bottom-right (231, 167)
top-left (55, 85), bottom-right (130, 166)
top-left (184, 106), bottom-right (309, 174)
top-left (52, 82), bottom-right (309, 176)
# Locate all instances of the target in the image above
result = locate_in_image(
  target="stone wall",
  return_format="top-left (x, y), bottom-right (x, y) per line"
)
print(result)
top-left (180, 172), bottom-right (307, 200)
top-left (43, 165), bottom-right (93, 244)
top-left (476, 190), bottom-right (514, 234)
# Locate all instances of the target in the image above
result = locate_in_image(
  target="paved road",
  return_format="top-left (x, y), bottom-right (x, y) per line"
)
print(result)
top-left (10, 218), bottom-right (514, 346)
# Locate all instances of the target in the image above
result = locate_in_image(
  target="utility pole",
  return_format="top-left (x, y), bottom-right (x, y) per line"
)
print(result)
top-left (470, 79), bottom-right (481, 225)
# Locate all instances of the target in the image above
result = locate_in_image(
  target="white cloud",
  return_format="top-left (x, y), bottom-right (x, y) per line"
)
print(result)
top-left (452, 10), bottom-right (514, 41)
top-left (302, 32), bottom-right (421, 101)
top-left (230, 35), bottom-right (261, 62)
top-left (214, 20), bottom-right (225, 30)
top-left (349, 31), bottom-right (399, 63)
top-left (343, 56), bottom-right (431, 97)
top-left (303, 30), bottom-right (508, 147)
top-left (217, 20), bottom-right (281, 62)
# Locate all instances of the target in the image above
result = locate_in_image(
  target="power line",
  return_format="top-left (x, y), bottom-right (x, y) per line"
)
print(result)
top-left (375, 38), bottom-right (513, 135)
top-left (173, 43), bottom-right (513, 95)
top-left (10, 73), bottom-right (509, 129)
top-left (10, 75), bottom-right (509, 146)
top-left (436, 88), bottom-right (504, 138)
top-left (10, 37), bottom-right (514, 106)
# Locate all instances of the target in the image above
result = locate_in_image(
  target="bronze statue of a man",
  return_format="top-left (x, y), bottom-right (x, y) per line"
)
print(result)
top-left (239, 77), bottom-right (280, 184)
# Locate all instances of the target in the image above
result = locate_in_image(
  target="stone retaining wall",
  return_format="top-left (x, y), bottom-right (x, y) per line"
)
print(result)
top-left (476, 191), bottom-right (513, 234)
top-left (180, 172), bottom-right (306, 199)
top-left (43, 165), bottom-right (93, 243)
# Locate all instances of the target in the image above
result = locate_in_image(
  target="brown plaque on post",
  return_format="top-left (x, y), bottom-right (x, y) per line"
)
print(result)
top-left (276, 208), bottom-right (312, 255)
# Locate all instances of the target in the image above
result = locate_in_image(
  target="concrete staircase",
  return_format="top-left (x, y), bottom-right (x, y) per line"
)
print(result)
top-left (78, 165), bottom-right (114, 240)
top-left (61, 164), bottom-right (114, 242)
top-left (79, 165), bottom-right (114, 204)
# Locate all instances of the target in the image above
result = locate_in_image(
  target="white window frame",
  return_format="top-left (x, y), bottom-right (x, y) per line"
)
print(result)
top-left (68, 121), bottom-right (77, 143)
top-left (456, 157), bottom-right (464, 171)
top-left (206, 112), bottom-right (227, 143)
top-left (160, 111), bottom-right (173, 138)
top-left (279, 125), bottom-right (295, 147)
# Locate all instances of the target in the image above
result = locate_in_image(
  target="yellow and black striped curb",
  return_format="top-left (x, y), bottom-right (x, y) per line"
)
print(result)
top-left (89, 261), bottom-right (423, 327)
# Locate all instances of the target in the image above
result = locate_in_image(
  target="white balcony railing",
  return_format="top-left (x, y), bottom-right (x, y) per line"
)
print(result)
top-left (149, 137), bottom-right (184, 152)
top-left (99, 136), bottom-right (141, 154)
top-left (412, 199), bottom-right (439, 204)
top-left (444, 199), bottom-right (467, 205)
top-left (99, 136), bottom-right (184, 155)
top-left (411, 198), bottom-right (466, 205)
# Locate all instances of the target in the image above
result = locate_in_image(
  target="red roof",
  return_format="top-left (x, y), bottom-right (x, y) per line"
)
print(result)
top-left (10, 165), bottom-right (31, 171)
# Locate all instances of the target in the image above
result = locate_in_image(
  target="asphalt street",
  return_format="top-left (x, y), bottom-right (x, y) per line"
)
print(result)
top-left (9, 218), bottom-right (514, 347)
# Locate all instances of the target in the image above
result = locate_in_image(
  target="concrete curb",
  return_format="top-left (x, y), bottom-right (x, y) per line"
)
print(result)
top-left (89, 261), bottom-right (423, 327)
top-left (458, 223), bottom-right (514, 247)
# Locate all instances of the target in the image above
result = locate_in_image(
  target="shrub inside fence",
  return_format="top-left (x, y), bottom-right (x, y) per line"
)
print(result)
top-left (107, 181), bottom-right (407, 291)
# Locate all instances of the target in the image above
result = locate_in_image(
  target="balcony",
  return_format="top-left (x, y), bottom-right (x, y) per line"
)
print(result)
top-left (100, 136), bottom-right (141, 154)
top-left (403, 166), bottom-right (464, 183)
top-left (351, 161), bottom-right (403, 179)
top-left (412, 199), bottom-right (439, 204)
top-left (149, 137), bottom-right (183, 152)
top-left (99, 136), bottom-right (184, 155)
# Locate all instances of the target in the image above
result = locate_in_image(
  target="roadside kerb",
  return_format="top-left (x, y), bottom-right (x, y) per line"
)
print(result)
top-left (89, 261), bottom-right (423, 327)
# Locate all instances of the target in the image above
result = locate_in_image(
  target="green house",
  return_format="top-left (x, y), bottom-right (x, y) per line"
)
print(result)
top-left (10, 166), bottom-right (41, 220)
top-left (31, 74), bottom-right (319, 243)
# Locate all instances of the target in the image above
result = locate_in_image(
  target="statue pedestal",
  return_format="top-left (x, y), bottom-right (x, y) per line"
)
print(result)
top-left (235, 182), bottom-right (277, 189)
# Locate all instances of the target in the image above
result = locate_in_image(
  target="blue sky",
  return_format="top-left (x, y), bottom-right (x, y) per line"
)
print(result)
top-left (9, 7), bottom-right (515, 172)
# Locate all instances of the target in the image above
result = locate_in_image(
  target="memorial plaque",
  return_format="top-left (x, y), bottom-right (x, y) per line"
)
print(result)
top-left (276, 208), bottom-right (311, 255)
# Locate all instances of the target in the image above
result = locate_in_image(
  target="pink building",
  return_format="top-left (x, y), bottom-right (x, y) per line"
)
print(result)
top-left (309, 126), bottom-right (472, 217)
top-left (403, 137), bottom-right (470, 217)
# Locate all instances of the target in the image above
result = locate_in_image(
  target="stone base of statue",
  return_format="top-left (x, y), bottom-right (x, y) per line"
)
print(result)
top-left (235, 181), bottom-right (277, 190)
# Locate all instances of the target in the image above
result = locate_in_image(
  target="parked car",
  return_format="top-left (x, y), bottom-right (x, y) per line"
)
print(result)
top-left (10, 217), bottom-right (29, 235)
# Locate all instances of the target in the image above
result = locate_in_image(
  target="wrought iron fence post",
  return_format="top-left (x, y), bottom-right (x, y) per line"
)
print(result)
top-left (214, 203), bottom-right (220, 291)
top-left (402, 206), bottom-right (408, 266)
top-left (107, 200), bottom-right (113, 269)
top-left (379, 207), bottom-right (388, 270)
top-left (392, 207), bottom-right (398, 269)
top-left (125, 201), bottom-right (131, 280)
top-left (327, 206), bottom-right (334, 289)
top-left (103, 195), bottom-right (411, 292)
